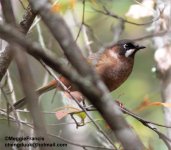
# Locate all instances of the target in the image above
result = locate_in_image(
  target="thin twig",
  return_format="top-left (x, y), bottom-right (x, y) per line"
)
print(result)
top-left (94, 6), bottom-right (160, 26)
top-left (121, 107), bottom-right (171, 129)
top-left (84, 23), bottom-right (103, 47)
top-left (75, 0), bottom-right (86, 41)
top-left (18, 0), bottom-right (26, 10)
top-left (133, 30), bottom-right (169, 41)
top-left (121, 107), bottom-right (171, 149)
top-left (82, 26), bottom-right (93, 56)
top-left (49, 133), bottom-right (115, 150)
top-left (7, 71), bottom-right (22, 121)
top-left (0, 85), bottom-right (20, 126)
top-left (71, 105), bottom-right (171, 129)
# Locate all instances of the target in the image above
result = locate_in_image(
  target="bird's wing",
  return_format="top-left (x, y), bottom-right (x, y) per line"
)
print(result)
top-left (87, 51), bottom-right (106, 66)
top-left (87, 53), bottom-right (99, 65)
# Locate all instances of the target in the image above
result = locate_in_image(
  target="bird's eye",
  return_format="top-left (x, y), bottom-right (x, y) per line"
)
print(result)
top-left (123, 44), bottom-right (128, 49)
top-left (123, 43), bottom-right (134, 50)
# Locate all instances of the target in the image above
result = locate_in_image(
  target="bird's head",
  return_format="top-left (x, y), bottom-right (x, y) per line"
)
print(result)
top-left (111, 39), bottom-right (146, 58)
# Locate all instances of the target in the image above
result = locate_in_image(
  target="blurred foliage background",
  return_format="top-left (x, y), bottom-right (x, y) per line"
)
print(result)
top-left (0, 0), bottom-right (167, 150)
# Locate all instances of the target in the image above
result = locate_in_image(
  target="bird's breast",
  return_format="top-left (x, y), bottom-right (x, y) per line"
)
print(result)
top-left (97, 59), bottom-right (134, 91)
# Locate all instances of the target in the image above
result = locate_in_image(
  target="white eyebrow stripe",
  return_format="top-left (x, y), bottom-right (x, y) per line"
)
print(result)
top-left (125, 49), bottom-right (135, 57)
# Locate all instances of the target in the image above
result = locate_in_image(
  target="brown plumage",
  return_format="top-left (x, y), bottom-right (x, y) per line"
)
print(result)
top-left (10, 39), bottom-right (145, 111)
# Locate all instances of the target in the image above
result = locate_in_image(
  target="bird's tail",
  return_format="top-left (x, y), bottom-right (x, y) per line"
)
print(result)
top-left (8, 76), bottom-right (81, 113)
top-left (8, 80), bottom-right (59, 113)
top-left (36, 80), bottom-right (58, 95)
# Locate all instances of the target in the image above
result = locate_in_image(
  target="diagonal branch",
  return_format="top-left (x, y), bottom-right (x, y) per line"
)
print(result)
top-left (94, 6), bottom-right (160, 26)
top-left (121, 107), bottom-right (171, 149)
top-left (0, 5), bottom-right (36, 81)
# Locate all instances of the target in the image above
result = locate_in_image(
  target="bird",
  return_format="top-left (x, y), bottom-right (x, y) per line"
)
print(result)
top-left (9, 39), bottom-right (145, 112)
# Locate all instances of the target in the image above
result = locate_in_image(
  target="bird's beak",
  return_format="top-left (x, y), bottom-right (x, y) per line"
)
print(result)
top-left (135, 45), bottom-right (146, 51)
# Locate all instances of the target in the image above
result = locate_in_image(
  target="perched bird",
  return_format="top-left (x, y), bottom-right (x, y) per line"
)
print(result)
top-left (10, 39), bottom-right (145, 111)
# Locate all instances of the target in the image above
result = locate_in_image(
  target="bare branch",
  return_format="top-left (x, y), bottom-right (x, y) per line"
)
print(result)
top-left (49, 133), bottom-right (116, 150)
top-left (75, 0), bottom-right (86, 41)
top-left (15, 46), bottom-right (50, 149)
top-left (121, 107), bottom-right (171, 149)
top-left (94, 6), bottom-right (160, 26)
top-left (18, 0), bottom-right (26, 10)
top-left (1, 0), bottom-right (16, 24)
top-left (0, 5), bottom-right (36, 81)
top-left (0, 84), bottom-right (21, 126)
top-left (133, 30), bottom-right (169, 41)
